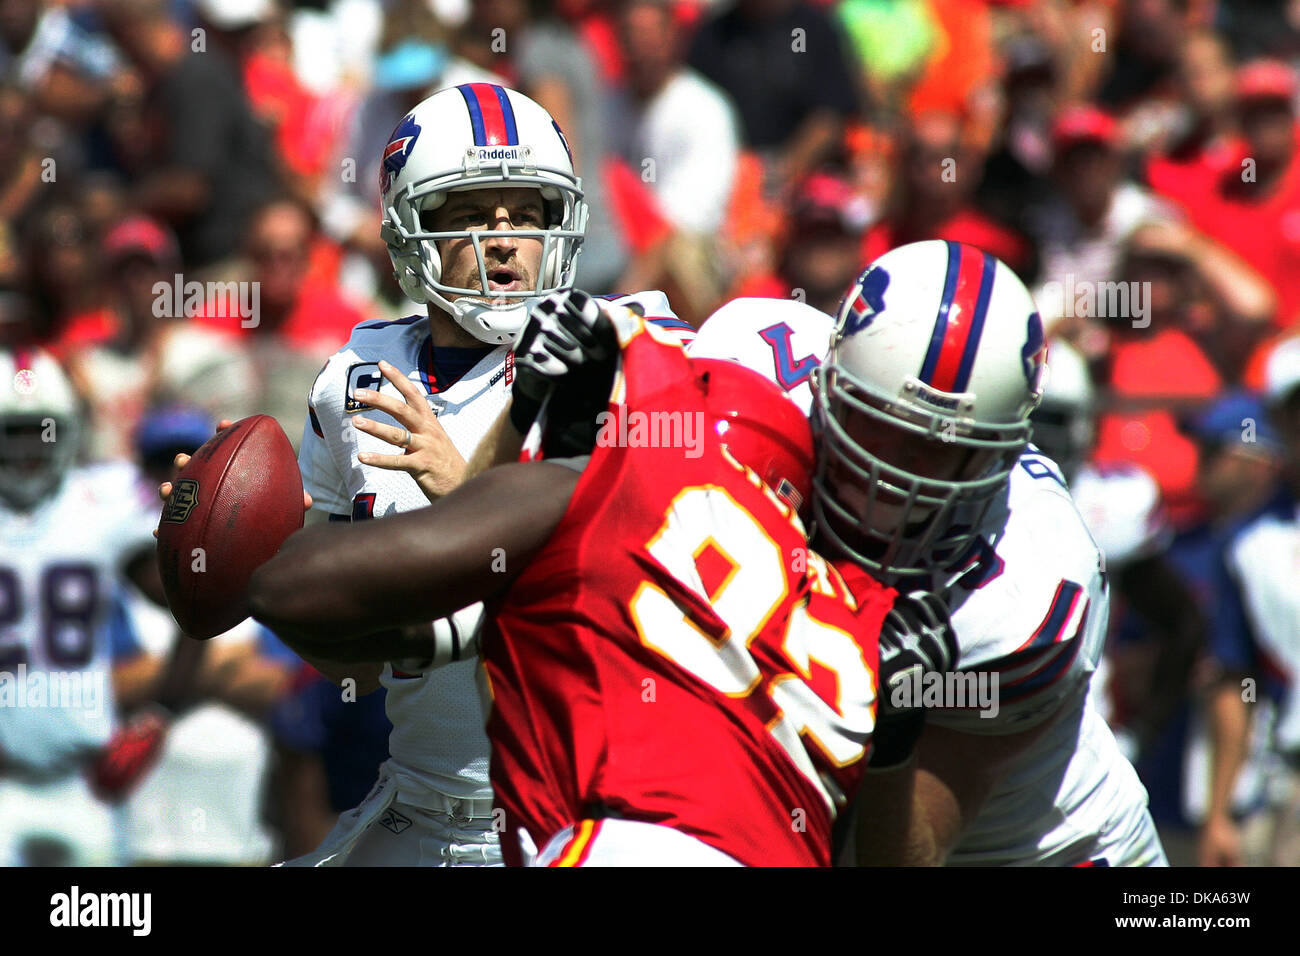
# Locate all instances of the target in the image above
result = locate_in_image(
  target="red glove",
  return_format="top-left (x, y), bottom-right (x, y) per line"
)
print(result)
top-left (87, 708), bottom-right (169, 803)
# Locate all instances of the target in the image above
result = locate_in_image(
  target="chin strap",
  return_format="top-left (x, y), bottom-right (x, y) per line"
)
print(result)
top-left (447, 296), bottom-right (540, 345)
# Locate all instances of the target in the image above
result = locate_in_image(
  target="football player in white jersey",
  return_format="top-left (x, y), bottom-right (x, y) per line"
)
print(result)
top-left (1031, 339), bottom-right (1203, 761)
top-left (690, 241), bottom-right (1166, 866)
top-left (289, 83), bottom-right (687, 866)
top-left (0, 347), bottom-right (155, 865)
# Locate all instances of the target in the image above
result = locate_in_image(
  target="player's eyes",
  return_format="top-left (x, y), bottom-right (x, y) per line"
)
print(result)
top-left (446, 206), bottom-right (543, 228)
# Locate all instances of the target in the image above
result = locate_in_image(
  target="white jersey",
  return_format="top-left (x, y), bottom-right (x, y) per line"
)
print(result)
top-left (119, 584), bottom-right (275, 864)
top-left (695, 295), bottom-right (1163, 866)
top-left (1070, 462), bottom-right (1170, 570)
top-left (1224, 498), bottom-right (1300, 752)
top-left (928, 454), bottom-right (1159, 865)
top-left (0, 462), bottom-right (152, 778)
top-left (299, 293), bottom-right (686, 808)
top-left (1065, 461), bottom-right (1170, 735)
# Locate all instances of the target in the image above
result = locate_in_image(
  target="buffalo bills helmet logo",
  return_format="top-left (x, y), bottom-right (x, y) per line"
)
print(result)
top-left (1021, 312), bottom-right (1046, 389)
top-left (839, 266), bottom-right (890, 336)
top-left (380, 114), bottom-right (422, 194)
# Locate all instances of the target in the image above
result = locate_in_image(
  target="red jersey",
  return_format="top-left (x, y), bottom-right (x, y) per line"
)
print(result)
top-left (481, 314), bottom-right (893, 866)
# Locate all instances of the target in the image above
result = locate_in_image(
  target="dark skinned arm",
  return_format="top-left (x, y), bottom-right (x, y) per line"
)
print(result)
top-left (248, 462), bottom-right (578, 661)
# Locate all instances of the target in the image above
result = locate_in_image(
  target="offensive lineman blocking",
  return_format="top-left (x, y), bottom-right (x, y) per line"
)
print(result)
top-left (689, 241), bottom-right (1166, 866)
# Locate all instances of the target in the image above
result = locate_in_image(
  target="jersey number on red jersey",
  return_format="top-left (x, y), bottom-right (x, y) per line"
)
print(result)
top-left (629, 485), bottom-right (876, 812)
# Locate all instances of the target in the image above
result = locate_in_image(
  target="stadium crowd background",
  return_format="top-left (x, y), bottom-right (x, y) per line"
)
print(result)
top-left (2, 0), bottom-right (1300, 866)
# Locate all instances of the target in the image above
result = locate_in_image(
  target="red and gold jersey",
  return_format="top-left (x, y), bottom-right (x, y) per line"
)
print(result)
top-left (482, 312), bottom-right (894, 866)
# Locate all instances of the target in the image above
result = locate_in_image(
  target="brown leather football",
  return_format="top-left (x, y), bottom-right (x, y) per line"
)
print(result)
top-left (156, 415), bottom-right (303, 639)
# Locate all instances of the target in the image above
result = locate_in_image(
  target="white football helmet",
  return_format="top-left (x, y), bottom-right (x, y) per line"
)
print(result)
top-left (812, 240), bottom-right (1046, 582)
top-left (378, 83), bottom-right (589, 344)
top-left (0, 347), bottom-right (80, 512)
top-left (1030, 338), bottom-right (1095, 483)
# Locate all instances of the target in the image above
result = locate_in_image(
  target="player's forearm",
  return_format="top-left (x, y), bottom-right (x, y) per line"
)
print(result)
top-left (853, 759), bottom-right (942, 865)
top-left (1185, 232), bottom-right (1277, 324)
top-left (1205, 679), bottom-right (1251, 821)
top-left (249, 462), bottom-right (574, 645)
top-left (847, 764), bottom-right (951, 868)
top-left (257, 600), bottom-right (437, 664)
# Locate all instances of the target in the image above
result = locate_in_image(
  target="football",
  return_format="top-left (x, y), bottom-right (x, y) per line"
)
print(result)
top-left (156, 415), bottom-right (304, 639)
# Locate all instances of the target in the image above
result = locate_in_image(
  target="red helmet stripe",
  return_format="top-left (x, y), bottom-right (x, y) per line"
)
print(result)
top-left (461, 83), bottom-right (517, 146)
top-left (921, 243), bottom-right (994, 393)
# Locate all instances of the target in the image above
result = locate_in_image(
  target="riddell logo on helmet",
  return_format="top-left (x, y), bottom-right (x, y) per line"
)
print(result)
top-left (910, 382), bottom-right (962, 411)
top-left (472, 146), bottom-right (525, 162)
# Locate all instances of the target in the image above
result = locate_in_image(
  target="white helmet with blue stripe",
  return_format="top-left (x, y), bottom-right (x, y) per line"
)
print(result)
top-left (0, 346), bottom-right (80, 512)
top-left (813, 240), bottom-right (1046, 582)
top-left (378, 83), bottom-right (589, 344)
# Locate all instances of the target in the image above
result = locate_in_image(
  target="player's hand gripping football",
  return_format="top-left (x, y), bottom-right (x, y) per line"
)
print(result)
top-left (351, 359), bottom-right (468, 502)
top-left (869, 590), bottom-right (960, 768)
top-left (154, 419), bottom-right (313, 535)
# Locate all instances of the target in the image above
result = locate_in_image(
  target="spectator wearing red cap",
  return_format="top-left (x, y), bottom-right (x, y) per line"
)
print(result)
top-left (730, 168), bottom-right (870, 314)
top-left (53, 215), bottom-right (256, 461)
top-left (861, 110), bottom-right (1031, 275)
top-left (1146, 30), bottom-right (1243, 214)
top-left (1180, 59), bottom-right (1300, 331)
top-left (1029, 105), bottom-right (1180, 334)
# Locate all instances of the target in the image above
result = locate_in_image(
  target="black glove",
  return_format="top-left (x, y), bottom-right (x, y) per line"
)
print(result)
top-left (869, 590), bottom-right (960, 769)
top-left (510, 290), bottom-right (618, 457)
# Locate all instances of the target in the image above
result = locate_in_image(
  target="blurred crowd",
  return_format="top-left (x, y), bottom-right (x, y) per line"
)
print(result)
top-left (3, 0), bottom-right (1300, 864)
